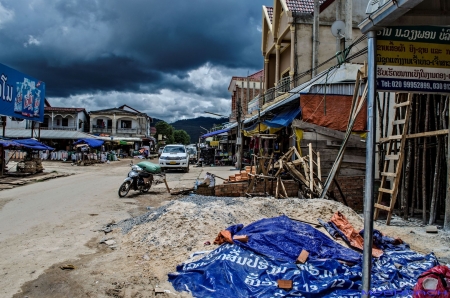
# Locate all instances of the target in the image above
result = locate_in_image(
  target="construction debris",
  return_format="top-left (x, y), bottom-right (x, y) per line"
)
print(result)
top-left (425, 226), bottom-right (439, 233)
top-left (246, 145), bottom-right (328, 199)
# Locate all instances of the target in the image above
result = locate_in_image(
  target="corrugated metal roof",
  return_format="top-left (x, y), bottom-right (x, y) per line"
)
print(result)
top-left (307, 82), bottom-right (366, 96)
top-left (3, 129), bottom-right (99, 140)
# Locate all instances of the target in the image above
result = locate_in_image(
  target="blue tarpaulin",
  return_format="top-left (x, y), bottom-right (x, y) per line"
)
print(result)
top-left (263, 107), bottom-right (301, 128)
top-left (227, 215), bottom-right (360, 264)
top-left (168, 216), bottom-right (438, 298)
top-left (0, 140), bottom-right (23, 148)
top-left (14, 139), bottom-right (54, 151)
top-left (201, 128), bottom-right (230, 139)
top-left (73, 138), bottom-right (104, 148)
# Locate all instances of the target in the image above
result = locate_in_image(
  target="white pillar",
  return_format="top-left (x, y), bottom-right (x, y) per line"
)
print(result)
top-left (345, 0), bottom-right (353, 49)
top-left (275, 44), bottom-right (281, 84)
top-left (264, 58), bottom-right (269, 93)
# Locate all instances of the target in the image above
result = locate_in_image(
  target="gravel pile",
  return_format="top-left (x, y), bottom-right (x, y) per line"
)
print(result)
top-left (117, 195), bottom-right (362, 282)
top-left (115, 195), bottom-right (242, 233)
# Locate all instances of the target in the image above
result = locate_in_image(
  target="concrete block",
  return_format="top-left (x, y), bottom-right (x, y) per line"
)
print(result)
top-left (426, 226), bottom-right (438, 233)
top-left (233, 235), bottom-right (248, 243)
top-left (277, 279), bottom-right (293, 290)
top-left (296, 249), bottom-right (309, 263)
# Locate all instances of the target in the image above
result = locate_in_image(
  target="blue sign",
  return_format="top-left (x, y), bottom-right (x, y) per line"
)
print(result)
top-left (0, 62), bottom-right (45, 122)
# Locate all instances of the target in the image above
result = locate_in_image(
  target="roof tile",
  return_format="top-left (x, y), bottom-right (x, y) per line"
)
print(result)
top-left (266, 7), bottom-right (273, 23)
top-left (285, 0), bottom-right (325, 14)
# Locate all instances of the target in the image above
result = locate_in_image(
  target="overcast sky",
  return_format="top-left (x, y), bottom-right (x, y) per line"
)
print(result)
top-left (0, 0), bottom-right (272, 122)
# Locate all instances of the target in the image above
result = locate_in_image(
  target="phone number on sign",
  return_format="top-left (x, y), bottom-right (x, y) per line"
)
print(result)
top-left (379, 79), bottom-right (450, 91)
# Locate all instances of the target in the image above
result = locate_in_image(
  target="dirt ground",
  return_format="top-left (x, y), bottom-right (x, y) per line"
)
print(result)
top-left (3, 160), bottom-right (450, 298)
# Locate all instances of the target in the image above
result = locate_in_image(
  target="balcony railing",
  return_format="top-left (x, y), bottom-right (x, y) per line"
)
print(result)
top-left (92, 127), bottom-right (112, 134)
top-left (116, 128), bottom-right (138, 134)
top-left (40, 126), bottom-right (77, 131)
top-left (263, 87), bottom-right (275, 105)
top-left (277, 76), bottom-right (291, 94)
top-left (262, 77), bottom-right (292, 106)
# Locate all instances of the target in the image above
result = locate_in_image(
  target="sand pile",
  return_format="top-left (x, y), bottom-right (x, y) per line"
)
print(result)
top-left (117, 195), bottom-right (362, 282)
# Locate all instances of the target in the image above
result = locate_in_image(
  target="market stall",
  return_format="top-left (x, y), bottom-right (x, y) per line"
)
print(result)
top-left (1, 138), bottom-right (54, 175)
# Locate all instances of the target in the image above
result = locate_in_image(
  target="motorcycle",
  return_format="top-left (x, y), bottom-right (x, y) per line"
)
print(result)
top-left (118, 162), bottom-right (153, 197)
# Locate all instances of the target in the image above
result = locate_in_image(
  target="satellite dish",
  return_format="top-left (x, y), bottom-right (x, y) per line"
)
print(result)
top-left (331, 20), bottom-right (346, 38)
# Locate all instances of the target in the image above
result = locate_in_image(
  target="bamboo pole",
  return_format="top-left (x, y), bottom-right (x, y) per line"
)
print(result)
top-left (377, 93), bottom-right (384, 177)
top-left (446, 93), bottom-right (450, 230)
top-left (411, 97), bottom-right (420, 217)
top-left (403, 99), bottom-right (413, 219)
top-left (422, 94), bottom-right (430, 224)
top-left (309, 143), bottom-right (314, 192)
top-left (429, 95), bottom-right (441, 224)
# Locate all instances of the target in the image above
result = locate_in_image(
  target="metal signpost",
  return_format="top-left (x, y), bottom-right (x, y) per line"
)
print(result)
top-left (362, 25), bottom-right (450, 297)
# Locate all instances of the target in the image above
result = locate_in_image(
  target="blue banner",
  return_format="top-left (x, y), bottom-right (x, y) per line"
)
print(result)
top-left (0, 63), bottom-right (45, 122)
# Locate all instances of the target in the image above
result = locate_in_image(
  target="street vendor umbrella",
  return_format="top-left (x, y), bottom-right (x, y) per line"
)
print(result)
top-left (14, 139), bottom-right (54, 151)
top-left (73, 138), bottom-right (104, 148)
top-left (0, 140), bottom-right (23, 148)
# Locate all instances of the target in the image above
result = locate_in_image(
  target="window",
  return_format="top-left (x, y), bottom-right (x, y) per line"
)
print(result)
top-left (107, 119), bottom-right (112, 128)
top-left (42, 117), bottom-right (49, 128)
top-left (57, 119), bottom-right (60, 126)
top-left (121, 120), bottom-right (132, 128)
top-left (62, 118), bottom-right (68, 127)
top-left (79, 120), bottom-right (83, 129)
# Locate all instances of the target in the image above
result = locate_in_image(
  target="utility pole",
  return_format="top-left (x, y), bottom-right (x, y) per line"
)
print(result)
top-left (312, 0), bottom-right (320, 77)
top-left (236, 98), bottom-right (242, 170)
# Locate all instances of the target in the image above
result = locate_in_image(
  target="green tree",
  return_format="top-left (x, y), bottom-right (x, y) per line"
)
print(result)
top-left (155, 121), bottom-right (174, 144)
top-left (173, 129), bottom-right (190, 145)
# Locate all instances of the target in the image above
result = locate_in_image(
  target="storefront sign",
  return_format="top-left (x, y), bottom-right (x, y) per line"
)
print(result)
top-left (0, 62), bottom-right (45, 122)
top-left (376, 26), bottom-right (450, 93)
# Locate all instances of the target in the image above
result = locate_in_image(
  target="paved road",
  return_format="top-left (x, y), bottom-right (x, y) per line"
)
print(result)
top-left (0, 160), bottom-right (140, 297)
top-left (0, 159), bottom-right (238, 297)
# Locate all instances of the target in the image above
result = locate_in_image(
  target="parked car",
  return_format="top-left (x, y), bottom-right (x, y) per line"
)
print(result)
top-left (186, 146), bottom-right (197, 164)
top-left (158, 146), bottom-right (165, 157)
top-left (159, 145), bottom-right (189, 172)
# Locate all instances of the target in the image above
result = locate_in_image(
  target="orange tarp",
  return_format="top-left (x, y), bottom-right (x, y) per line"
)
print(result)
top-left (300, 94), bottom-right (367, 132)
top-left (214, 230), bottom-right (233, 245)
top-left (330, 211), bottom-right (383, 258)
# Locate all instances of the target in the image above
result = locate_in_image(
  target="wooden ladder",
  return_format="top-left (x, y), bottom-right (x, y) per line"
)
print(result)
top-left (374, 93), bottom-right (413, 225)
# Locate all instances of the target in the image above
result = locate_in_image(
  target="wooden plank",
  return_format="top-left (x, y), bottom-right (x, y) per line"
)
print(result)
top-left (374, 203), bottom-right (391, 212)
top-left (379, 187), bottom-right (394, 194)
top-left (406, 129), bottom-right (449, 139)
top-left (380, 135), bottom-right (402, 142)
top-left (163, 178), bottom-right (171, 194)
top-left (280, 179), bottom-right (288, 198)
top-left (291, 119), bottom-right (366, 148)
top-left (385, 154), bottom-right (400, 160)
top-left (392, 119), bottom-right (406, 125)
top-left (393, 101), bottom-right (410, 108)
top-left (381, 172), bottom-right (397, 177)
top-left (309, 143), bottom-right (314, 192)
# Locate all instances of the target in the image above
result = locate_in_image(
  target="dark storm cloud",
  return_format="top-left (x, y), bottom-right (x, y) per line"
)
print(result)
top-left (0, 0), bottom-right (271, 121)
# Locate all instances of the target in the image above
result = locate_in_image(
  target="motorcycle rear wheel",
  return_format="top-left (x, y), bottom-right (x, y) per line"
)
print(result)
top-left (118, 181), bottom-right (131, 197)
